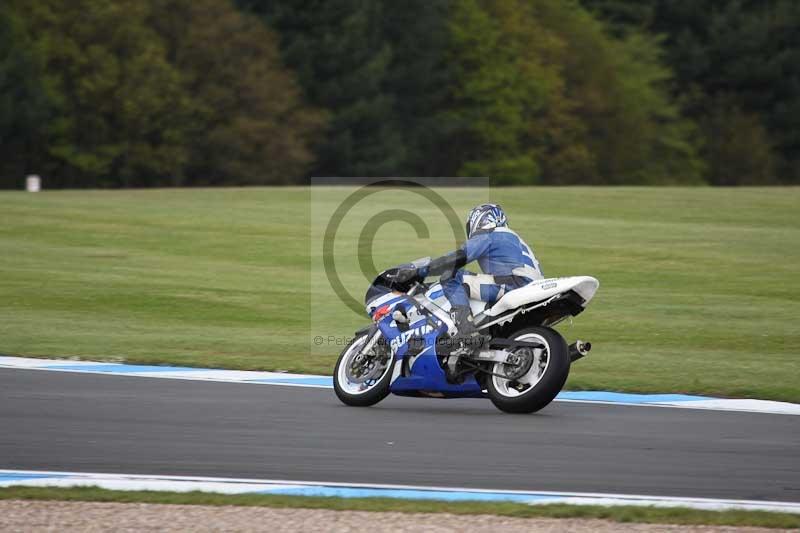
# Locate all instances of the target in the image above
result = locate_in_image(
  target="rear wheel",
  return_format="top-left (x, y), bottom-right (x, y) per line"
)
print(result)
top-left (333, 332), bottom-right (394, 407)
top-left (486, 326), bottom-right (570, 414)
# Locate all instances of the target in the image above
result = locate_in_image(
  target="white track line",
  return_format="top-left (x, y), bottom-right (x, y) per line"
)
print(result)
top-left (2, 356), bottom-right (799, 415)
top-left (1, 469), bottom-right (799, 514)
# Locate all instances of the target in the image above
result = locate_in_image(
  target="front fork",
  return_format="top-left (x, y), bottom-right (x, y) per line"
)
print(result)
top-left (359, 326), bottom-right (382, 356)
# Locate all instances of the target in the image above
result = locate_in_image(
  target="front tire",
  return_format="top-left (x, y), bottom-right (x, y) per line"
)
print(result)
top-left (333, 332), bottom-right (394, 407)
top-left (486, 326), bottom-right (570, 414)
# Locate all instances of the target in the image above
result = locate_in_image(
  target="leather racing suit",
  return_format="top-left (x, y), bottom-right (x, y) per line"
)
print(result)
top-left (426, 226), bottom-right (544, 310)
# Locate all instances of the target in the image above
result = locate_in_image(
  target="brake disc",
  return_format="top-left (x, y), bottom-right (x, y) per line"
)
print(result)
top-left (346, 353), bottom-right (388, 384)
top-left (502, 348), bottom-right (535, 381)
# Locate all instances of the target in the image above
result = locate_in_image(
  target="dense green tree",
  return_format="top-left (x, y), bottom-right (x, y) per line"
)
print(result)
top-left (0, 6), bottom-right (54, 188)
top-left (240, 0), bottom-right (403, 177)
top-left (379, 0), bottom-right (455, 177)
top-left (583, 0), bottom-right (800, 183)
top-left (539, 1), bottom-right (703, 184)
top-left (704, 95), bottom-right (776, 185)
top-left (694, 0), bottom-right (800, 183)
top-left (13, 0), bottom-right (192, 187)
top-left (150, 0), bottom-right (325, 185)
top-left (9, 0), bottom-right (791, 187)
top-left (7, 0), bottom-right (322, 188)
top-left (442, 0), bottom-right (702, 184)
top-left (581, 0), bottom-right (654, 37)
top-left (442, 0), bottom-right (547, 183)
top-left (241, 0), bottom-right (461, 178)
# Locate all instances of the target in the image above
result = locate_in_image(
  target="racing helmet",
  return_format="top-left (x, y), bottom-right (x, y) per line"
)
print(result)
top-left (466, 203), bottom-right (507, 238)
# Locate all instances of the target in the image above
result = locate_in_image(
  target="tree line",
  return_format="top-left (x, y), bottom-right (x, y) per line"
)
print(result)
top-left (1, 0), bottom-right (797, 188)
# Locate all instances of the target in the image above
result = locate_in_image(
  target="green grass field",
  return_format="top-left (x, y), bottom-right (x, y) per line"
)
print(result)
top-left (1, 186), bottom-right (798, 401)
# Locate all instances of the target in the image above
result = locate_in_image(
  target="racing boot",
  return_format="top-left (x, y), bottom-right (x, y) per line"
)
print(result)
top-left (448, 305), bottom-right (485, 354)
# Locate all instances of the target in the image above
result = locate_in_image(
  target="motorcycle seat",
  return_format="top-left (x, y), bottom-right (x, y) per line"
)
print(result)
top-left (478, 276), bottom-right (599, 318)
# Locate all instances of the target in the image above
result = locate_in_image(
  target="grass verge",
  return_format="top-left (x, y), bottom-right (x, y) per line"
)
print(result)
top-left (1, 187), bottom-right (798, 401)
top-left (1, 486), bottom-right (798, 529)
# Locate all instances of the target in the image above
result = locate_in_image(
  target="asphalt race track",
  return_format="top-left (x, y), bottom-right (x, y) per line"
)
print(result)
top-left (1, 368), bottom-right (798, 502)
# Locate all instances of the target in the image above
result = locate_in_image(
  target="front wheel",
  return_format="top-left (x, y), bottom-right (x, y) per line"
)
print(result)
top-left (486, 326), bottom-right (570, 414)
top-left (333, 331), bottom-right (395, 407)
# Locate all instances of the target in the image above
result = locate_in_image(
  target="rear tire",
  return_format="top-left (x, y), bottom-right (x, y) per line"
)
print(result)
top-left (486, 326), bottom-right (570, 414)
top-left (333, 333), bottom-right (394, 407)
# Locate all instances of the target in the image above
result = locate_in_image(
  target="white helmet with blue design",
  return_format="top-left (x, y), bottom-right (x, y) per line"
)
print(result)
top-left (466, 203), bottom-right (508, 238)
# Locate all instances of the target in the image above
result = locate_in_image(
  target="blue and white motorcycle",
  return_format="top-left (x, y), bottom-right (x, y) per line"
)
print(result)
top-left (333, 258), bottom-right (599, 413)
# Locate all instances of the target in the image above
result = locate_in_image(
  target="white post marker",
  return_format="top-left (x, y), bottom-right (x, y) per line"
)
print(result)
top-left (26, 175), bottom-right (41, 192)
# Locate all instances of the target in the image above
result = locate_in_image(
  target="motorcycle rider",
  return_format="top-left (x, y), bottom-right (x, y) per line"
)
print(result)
top-left (389, 203), bottom-right (544, 347)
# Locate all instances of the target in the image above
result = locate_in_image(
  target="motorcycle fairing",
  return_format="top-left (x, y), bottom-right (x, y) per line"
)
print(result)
top-left (390, 357), bottom-right (484, 398)
top-left (362, 266), bottom-right (598, 400)
top-left (374, 298), bottom-right (484, 398)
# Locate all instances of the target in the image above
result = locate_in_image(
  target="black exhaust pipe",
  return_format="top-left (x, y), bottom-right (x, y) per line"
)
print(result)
top-left (569, 340), bottom-right (592, 362)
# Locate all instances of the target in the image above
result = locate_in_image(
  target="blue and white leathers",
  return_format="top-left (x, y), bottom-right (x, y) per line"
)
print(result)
top-left (443, 227), bottom-right (544, 308)
top-left (465, 227), bottom-right (543, 279)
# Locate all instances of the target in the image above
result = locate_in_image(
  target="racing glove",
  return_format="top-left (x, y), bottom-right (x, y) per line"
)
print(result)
top-left (385, 265), bottom-right (419, 283)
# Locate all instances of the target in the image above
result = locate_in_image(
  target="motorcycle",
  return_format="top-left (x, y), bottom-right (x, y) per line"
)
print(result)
top-left (333, 257), bottom-right (599, 413)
